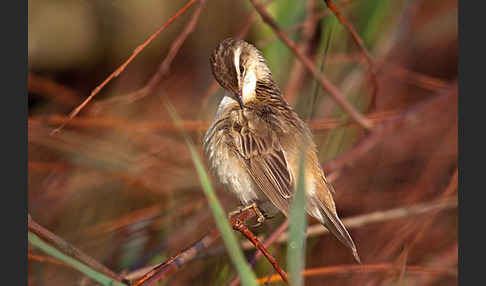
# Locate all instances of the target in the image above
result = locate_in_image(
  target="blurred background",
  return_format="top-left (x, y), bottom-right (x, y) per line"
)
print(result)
top-left (28, 0), bottom-right (458, 285)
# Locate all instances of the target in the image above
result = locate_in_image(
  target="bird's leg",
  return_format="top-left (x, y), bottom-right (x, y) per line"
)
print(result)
top-left (228, 202), bottom-right (265, 227)
top-left (249, 203), bottom-right (266, 227)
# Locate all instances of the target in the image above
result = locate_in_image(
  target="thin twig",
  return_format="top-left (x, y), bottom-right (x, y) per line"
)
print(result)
top-left (322, 0), bottom-right (379, 107)
top-left (229, 220), bottom-right (289, 286)
top-left (34, 109), bottom-right (400, 135)
top-left (247, 0), bottom-right (373, 131)
top-left (280, 198), bottom-right (457, 244)
top-left (85, 205), bottom-right (162, 236)
top-left (28, 73), bottom-right (80, 107)
top-left (241, 198), bottom-right (457, 248)
top-left (258, 263), bottom-right (457, 284)
top-left (255, 0), bottom-right (357, 48)
top-left (51, 0), bottom-right (198, 134)
top-left (128, 209), bottom-right (258, 286)
top-left (231, 218), bottom-right (289, 284)
top-left (128, 230), bottom-right (220, 286)
top-left (322, 84), bottom-right (457, 174)
top-left (406, 168), bottom-right (458, 252)
top-left (298, 52), bottom-right (449, 92)
top-left (365, 124), bottom-right (458, 277)
top-left (418, 243), bottom-right (458, 285)
top-left (251, 221), bottom-right (289, 265)
top-left (322, 0), bottom-right (375, 70)
top-left (95, 0), bottom-right (207, 110)
top-left (28, 252), bottom-right (70, 268)
top-left (383, 62), bottom-right (449, 91)
top-left (28, 215), bottom-right (126, 284)
top-left (284, 0), bottom-right (319, 105)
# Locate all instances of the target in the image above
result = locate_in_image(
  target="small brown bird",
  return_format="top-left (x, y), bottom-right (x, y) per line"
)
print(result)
top-left (204, 38), bottom-right (360, 263)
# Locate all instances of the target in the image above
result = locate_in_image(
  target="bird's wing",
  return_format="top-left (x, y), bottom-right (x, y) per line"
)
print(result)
top-left (232, 119), bottom-right (294, 215)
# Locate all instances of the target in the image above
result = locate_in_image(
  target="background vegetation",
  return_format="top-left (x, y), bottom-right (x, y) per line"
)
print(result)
top-left (28, 0), bottom-right (458, 285)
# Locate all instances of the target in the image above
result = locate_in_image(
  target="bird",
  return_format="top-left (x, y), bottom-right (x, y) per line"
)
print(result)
top-left (203, 38), bottom-right (360, 263)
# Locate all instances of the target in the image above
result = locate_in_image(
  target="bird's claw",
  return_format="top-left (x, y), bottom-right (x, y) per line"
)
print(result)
top-left (228, 202), bottom-right (265, 227)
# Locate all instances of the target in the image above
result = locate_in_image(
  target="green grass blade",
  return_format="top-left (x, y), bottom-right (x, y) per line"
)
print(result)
top-left (165, 103), bottom-right (257, 286)
top-left (287, 150), bottom-right (308, 286)
top-left (28, 232), bottom-right (126, 286)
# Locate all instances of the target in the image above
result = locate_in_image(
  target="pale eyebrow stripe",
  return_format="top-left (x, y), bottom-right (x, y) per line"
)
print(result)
top-left (233, 46), bottom-right (242, 84)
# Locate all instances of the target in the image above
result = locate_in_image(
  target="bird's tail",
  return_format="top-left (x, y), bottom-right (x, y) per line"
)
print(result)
top-left (308, 198), bottom-right (361, 264)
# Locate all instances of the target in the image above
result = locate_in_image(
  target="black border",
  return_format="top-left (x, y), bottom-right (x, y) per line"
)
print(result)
top-left (459, 0), bottom-right (476, 284)
top-left (4, 0), bottom-right (28, 284)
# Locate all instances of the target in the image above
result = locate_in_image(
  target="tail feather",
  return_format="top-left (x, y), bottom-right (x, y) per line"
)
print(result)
top-left (309, 198), bottom-right (361, 264)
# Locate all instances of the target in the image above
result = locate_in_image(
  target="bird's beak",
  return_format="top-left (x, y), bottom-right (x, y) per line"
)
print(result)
top-left (236, 90), bottom-right (244, 109)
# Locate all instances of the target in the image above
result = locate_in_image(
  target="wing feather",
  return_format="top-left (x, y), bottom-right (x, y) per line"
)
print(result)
top-left (231, 120), bottom-right (294, 215)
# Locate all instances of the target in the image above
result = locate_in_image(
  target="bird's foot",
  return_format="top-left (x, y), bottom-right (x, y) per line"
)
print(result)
top-left (228, 202), bottom-right (265, 227)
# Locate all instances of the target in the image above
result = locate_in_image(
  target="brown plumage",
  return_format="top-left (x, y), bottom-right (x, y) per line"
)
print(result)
top-left (204, 38), bottom-right (360, 263)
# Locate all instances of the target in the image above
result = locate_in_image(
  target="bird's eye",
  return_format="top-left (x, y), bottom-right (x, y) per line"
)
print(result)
top-left (239, 65), bottom-right (245, 74)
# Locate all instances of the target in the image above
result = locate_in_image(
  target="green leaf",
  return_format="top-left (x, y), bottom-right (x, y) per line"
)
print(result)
top-left (28, 232), bottom-right (126, 286)
top-left (165, 103), bottom-right (258, 286)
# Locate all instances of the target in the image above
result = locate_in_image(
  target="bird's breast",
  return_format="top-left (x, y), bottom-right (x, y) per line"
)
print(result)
top-left (203, 109), bottom-right (261, 205)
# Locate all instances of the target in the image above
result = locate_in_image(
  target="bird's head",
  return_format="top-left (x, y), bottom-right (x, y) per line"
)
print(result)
top-left (209, 38), bottom-right (272, 109)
